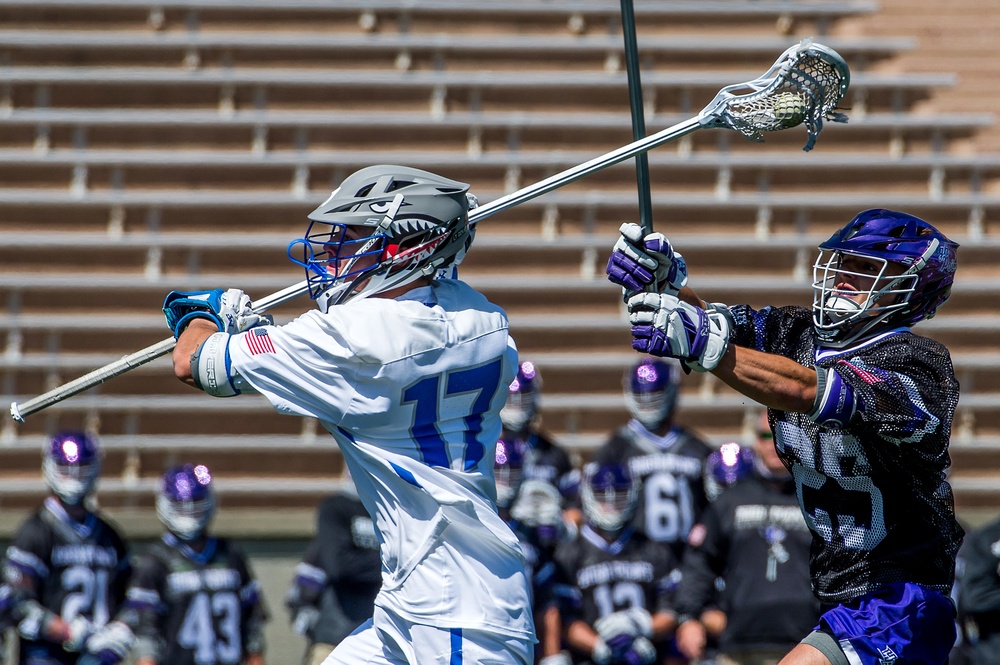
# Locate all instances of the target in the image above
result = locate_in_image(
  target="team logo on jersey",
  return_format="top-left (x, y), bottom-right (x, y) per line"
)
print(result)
top-left (877, 645), bottom-right (898, 663)
top-left (245, 328), bottom-right (275, 356)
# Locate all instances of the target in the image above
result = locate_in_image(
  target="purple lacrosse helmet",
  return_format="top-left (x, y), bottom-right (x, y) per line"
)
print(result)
top-left (813, 209), bottom-right (958, 347)
top-left (581, 462), bottom-right (638, 533)
top-left (623, 357), bottom-right (680, 431)
top-left (494, 438), bottom-right (525, 509)
top-left (43, 431), bottom-right (101, 505)
top-left (156, 464), bottom-right (216, 541)
top-left (500, 361), bottom-right (542, 433)
top-left (704, 442), bottom-right (755, 502)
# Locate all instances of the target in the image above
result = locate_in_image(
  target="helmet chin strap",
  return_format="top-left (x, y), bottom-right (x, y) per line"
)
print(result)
top-left (823, 294), bottom-right (862, 322)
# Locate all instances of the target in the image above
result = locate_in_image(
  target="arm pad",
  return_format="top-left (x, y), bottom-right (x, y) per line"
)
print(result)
top-left (807, 365), bottom-right (857, 427)
top-left (190, 333), bottom-right (258, 398)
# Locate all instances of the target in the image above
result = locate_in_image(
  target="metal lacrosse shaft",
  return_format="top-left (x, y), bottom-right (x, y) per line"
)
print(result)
top-left (619, 0), bottom-right (655, 235)
top-left (10, 41), bottom-right (848, 422)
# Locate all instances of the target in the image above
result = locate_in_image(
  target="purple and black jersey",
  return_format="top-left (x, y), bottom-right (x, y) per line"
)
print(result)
top-left (595, 424), bottom-right (711, 561)
top-left (728, 303), bottom-right (964, 603)
top-left (2, 498), bottom-right (130, 665)
top-left (122, 534), bottom-right (266, 665)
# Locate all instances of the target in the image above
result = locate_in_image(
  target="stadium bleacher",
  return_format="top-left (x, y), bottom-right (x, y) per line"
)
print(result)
top-left (1, 0), bottom-right (999, 528)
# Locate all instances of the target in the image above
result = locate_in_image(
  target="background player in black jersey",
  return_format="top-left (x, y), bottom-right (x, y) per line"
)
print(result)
top-left (501, 360), bottom-right (582, 525)
top-left (120, 464), bottom-right (267, 665)
top-left (2, 432), bottom-right (132, 665)
top-left (675, 410), bottom-right (819, 665)
top-left (607, 210), bottom-right (964, 665)
top-left (494, 439), bottom-right (575, 665)
top-left (285, 485), bottom-right (381, 665)
top-left (951, 513), bottom-right (1000, 665)
top-left (594, 357), bottom-right (711, 562)
top-left (553, 462), bottom-right (679, 665)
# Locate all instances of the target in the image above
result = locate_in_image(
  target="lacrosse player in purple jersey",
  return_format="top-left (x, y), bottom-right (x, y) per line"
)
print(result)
top-left (606, 210), bottom-right (964, 665)
top-left (2, 432), bottom-right (133, 665)
top-left (594, 357), bottom-right (712, 563)
top-left (162, 165), bottom-right (534, 665)
top-left (119, 465), bottom-right (266, 665)
top-left (501, 361), bottom-right (582, 525)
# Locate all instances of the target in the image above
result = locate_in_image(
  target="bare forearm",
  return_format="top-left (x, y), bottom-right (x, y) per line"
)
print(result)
top-left (172, 319), bottom-right (218, 386)
top-left (713, 344), bottom-right (816, 412)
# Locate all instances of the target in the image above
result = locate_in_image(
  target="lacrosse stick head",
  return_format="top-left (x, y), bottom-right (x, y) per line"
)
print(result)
top-left (700, 39), bottom-right (850, 151)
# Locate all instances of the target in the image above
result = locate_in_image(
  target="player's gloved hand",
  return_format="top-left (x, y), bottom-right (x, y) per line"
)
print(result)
top-left (80, 621), bottom-right (135, 665)
top-left (607, 223), bottom-right (688, 295)
top-left (622, 636), bottom-right (657, 665)
top-left (163, 288), bottom-right (272, 338)
top-left (291, 606), bottom-right (321, 637)
top-left (627, 293), bottom-right (732, 372)
top-left (591, 637), bottom-right (613, 665)
top-left (63, 615), bottom-right (96, 652)
top-left (595, 607), bottom-right (653, 643)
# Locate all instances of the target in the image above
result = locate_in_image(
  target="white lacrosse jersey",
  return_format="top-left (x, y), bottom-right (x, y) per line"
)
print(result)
top-left (219, 279), bottom-right (534, 639)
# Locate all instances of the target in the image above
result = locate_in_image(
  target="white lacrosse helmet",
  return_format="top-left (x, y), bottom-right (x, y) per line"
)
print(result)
top-left (42, 431), bottom-right (102, 506)
top-left (156, 464), bottom-right (216, 542)
top-left (288, 165), bottom-right (475, 311)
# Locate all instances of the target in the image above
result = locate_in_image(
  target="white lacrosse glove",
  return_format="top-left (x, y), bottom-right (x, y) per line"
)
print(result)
top-left (82, 621), bottom-right (135, 665)
top-left (595, 607), bottom-right (654, 643)
top-left (291, 606), bottom-right (321, 637)
top-left (607, 222), bottom-right (688, 295)
top-left (63, 615), bottom-right (96, 652)
top-left (163, 288), bottom-right (273, 338)
top-left (627, 293), bottom-right (732, 372)
top-left (591, 637), bottom-right (613, 665)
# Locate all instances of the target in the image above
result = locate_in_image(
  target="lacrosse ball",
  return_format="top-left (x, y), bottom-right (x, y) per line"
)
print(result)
top-left (773, 92), bottom-right (808, 125)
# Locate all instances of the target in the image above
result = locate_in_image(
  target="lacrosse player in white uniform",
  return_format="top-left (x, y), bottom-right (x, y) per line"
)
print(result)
top-left (162, 165), bottom-right (535, 665)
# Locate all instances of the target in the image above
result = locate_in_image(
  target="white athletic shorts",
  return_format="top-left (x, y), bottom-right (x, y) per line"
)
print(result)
top-left (321, 606), bottom-right (533, 665)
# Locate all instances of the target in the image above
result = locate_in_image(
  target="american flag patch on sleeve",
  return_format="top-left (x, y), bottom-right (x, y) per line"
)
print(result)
top-left (245, 328), bottom-right (275, 355)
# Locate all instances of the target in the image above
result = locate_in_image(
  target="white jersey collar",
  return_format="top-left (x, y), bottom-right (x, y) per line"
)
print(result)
top-left (815, 326), bottom-right (910, 361)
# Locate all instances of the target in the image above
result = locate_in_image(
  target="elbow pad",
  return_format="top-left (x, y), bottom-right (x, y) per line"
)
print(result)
top-left (807, 365), bottom-right (857, 428)
top-left (190, 333), bottom-right (258, 397)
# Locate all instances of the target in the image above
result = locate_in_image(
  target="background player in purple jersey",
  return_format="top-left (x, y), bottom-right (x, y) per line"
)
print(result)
top-left (2, 432), bottom-right (133, 665)
top-left (501, 361), bottom-right (582, 525)
top-left (553, 462), bottom-right (680, 665)
top-left (594, 357), bottom-right (712, 562)
top-left (495, 439), bottom-right (573, 665)
top-left (607, 210), bottom-right (964, 665)
top-left (120, 464), bottom-right (267, 665)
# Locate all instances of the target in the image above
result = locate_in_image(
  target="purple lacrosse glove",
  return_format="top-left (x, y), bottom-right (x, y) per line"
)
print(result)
top-left (606, 223), bottom-right (688, 294)
top-left (627, 293), bottom-right (732, 372)
top-left (607, 632), bottom-right (636, 661)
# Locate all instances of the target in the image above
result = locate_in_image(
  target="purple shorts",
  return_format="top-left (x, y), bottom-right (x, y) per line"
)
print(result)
top-left (817, 582), bottom-right (956, 665)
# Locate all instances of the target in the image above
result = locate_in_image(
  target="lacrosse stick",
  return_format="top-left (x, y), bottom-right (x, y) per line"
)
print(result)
top-left (619, 0), bottom-right (654, 236)
top-left (9, 39), bottom-right (849, 422)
